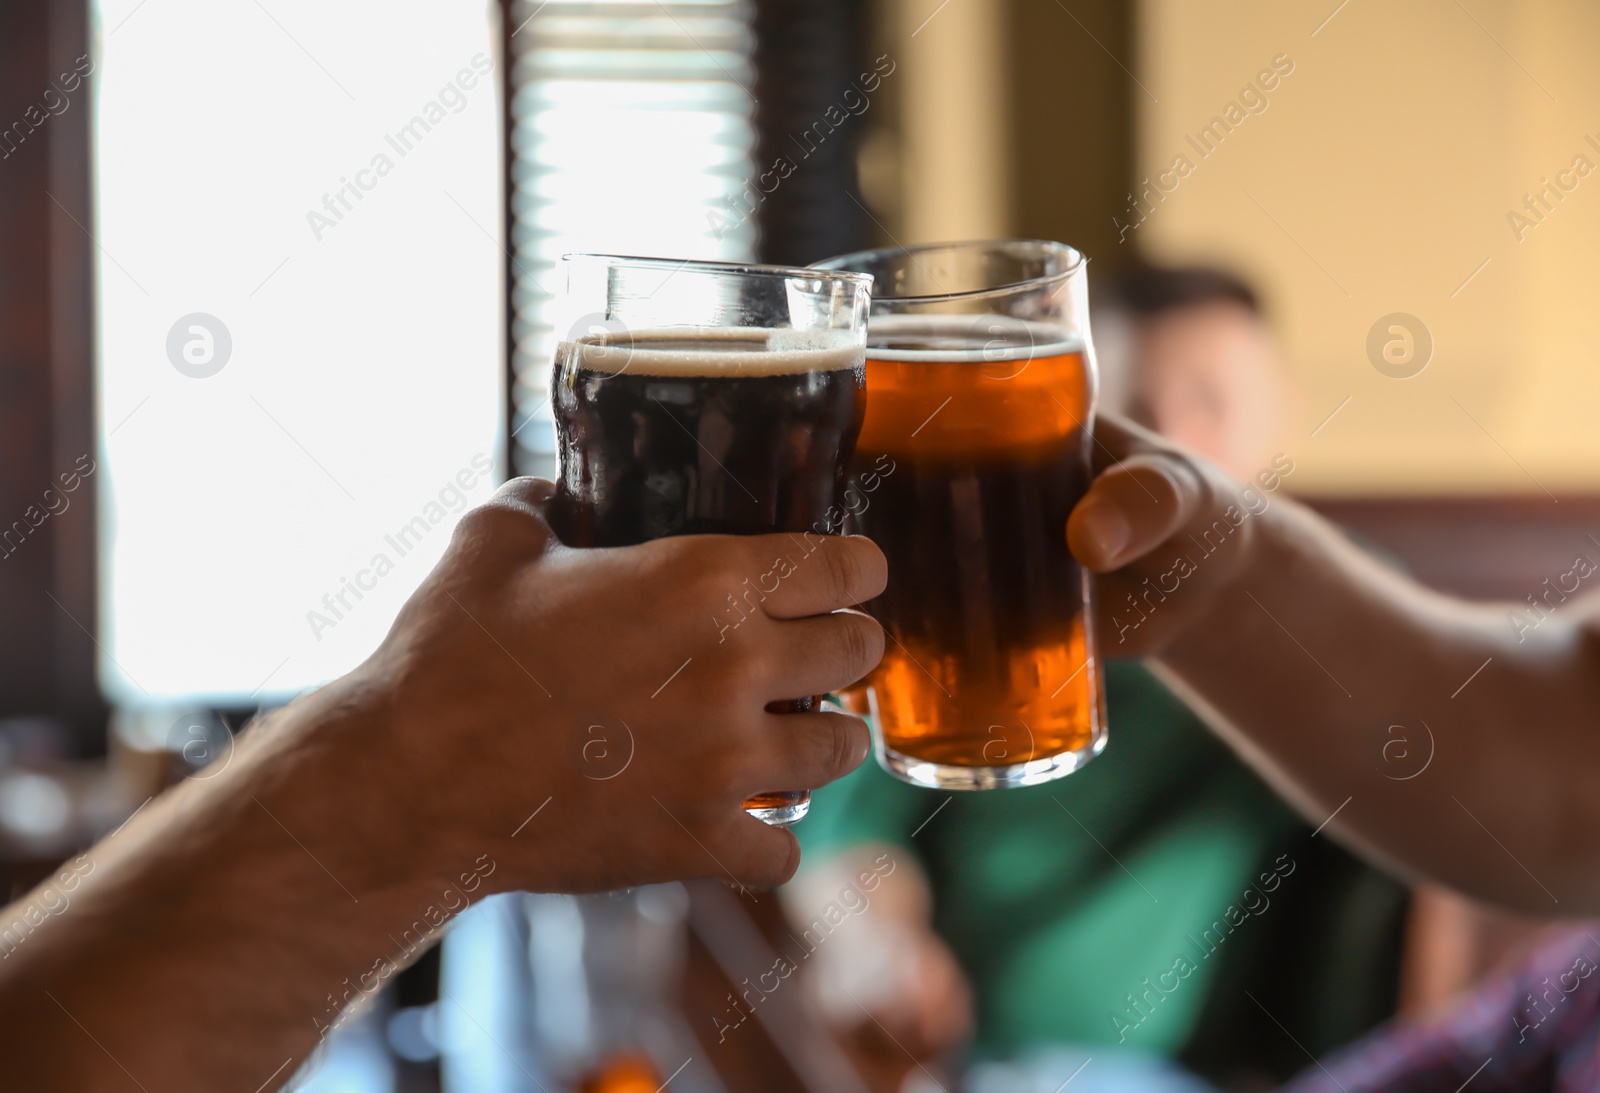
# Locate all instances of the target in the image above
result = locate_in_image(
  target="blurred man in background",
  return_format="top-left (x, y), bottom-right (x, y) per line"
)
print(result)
top-left (788, 265), bottom-right (1402, 1093)
top-left (1093, 265), bottom-right (1290, 484)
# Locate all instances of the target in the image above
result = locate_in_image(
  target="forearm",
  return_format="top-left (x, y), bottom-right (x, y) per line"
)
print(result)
top-left (1153, 494), bottom-right (1600, 912)
top-left (0, 675), bottom-right (452, 1089)
top-left (0, 483), bottom-right (890, 1089)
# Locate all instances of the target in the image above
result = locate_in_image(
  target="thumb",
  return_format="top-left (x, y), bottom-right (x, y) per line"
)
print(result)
top-left (1067, 451), bottom-right (1208, 572)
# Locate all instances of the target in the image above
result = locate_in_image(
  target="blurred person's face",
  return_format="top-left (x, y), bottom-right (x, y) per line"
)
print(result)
top-left (1126, 300), bottom-right (1287, 481)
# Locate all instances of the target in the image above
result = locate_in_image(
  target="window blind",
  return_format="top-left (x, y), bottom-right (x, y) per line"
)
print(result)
top-left (506, 0), bottom-right (758, 476)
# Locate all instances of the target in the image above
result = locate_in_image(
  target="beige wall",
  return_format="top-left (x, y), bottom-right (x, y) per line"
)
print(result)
top-left (1137, 0), bottom-right (1600, 495)
top-left (865, 0), bottom-right (1138, 262)
top-left (881, 0), bottom-right (1013, 242)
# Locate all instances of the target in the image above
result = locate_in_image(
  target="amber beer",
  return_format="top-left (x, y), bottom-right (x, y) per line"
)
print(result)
top-left (844, 308), bottom-right (1106, 788)
top-left (576, 1054), bottom-right (662, 1093)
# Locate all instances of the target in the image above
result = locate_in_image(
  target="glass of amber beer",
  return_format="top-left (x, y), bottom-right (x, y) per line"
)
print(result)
top-left (548, 255), bottom-right (872, 825)
top-left (813, 240), bottom-right (1105, 790)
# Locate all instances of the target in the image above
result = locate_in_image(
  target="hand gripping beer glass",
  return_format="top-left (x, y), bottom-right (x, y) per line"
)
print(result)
top-left (548, 255), bottom-right (872, 826)
top-left (813, 240), bottom-right (1106, 790)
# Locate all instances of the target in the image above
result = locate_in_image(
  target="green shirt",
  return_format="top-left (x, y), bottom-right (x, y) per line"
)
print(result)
top-left (799, 661), bottom-right (1303, 1056)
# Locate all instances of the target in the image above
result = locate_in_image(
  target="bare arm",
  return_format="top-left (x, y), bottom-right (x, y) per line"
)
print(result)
top-left (0, 680), bottom-right (454, 1091)
top-left (1070, 418), bottom-right (1600, 914)
top-left (0, 478), bottom-right (886, 1090)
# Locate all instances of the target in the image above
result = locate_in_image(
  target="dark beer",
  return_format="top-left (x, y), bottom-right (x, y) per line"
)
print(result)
top-left (844, 318), bottom-right (1104, 784)
top-left (551, 329), bottom-right (864, 543)
top-left (551, 327), bottom-right (866, 819)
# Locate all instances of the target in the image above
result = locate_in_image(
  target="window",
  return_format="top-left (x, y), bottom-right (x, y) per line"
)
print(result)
top-left (94, 0), bottom-right (505, 704)
top-left (506, 0), bottom-right (758, 476)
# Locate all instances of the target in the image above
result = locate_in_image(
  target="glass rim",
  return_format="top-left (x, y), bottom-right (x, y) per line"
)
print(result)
top-left (562, 252), bottom-right (874, 292)
top-left (811, 238), bottom-right (1085, 303)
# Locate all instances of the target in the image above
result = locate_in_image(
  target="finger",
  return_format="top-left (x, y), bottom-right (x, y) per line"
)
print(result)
top-left (760, 611), bottom-right (884, 699)
top-left (749, 534), bottom-right (888, 619)
top-left (744, 710), bottom-right (872, 792)
top-left (709, 815), bottom-right (803, 889)
top-left (1066, 452), bottom-right (1206, 571)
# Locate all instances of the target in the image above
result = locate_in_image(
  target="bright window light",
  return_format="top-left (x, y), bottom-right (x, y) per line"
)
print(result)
top-left (94, 0), bottom-right (505, 705)
top-left (507, 0), bottom-right (757, 474)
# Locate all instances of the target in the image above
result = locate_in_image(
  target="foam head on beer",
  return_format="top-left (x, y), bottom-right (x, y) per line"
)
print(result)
top-left (557, 325), bottom-right (866, 378)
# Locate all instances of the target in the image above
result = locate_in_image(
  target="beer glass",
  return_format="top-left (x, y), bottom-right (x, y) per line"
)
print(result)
top-left (813, 241), bottom-right (1106, 790)
top-left (549, 255), bottom-right (872, 826)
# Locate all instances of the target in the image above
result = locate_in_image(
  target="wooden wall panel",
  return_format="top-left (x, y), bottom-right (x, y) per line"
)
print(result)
top-left (0, 0), bottom-right (102, 748)
top-left (1307, 495), bottom-right (1600, 604)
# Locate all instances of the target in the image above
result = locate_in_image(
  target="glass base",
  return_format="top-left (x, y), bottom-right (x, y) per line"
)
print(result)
top-left (879, 733), bottom-right (1107, 791)
top-left (743, 790), bottom-right (810, 827)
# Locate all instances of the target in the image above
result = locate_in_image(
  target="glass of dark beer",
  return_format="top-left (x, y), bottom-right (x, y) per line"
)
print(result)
top-left (548, 254), bottom-right (872, 826)
top-left (812, 240), bottom-right (1106, 790)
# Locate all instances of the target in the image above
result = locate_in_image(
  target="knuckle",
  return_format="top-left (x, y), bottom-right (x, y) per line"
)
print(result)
top-left (835, 614), bottom-right (881, 680)
top-left (709, 542), bottom-right (751, 588)
top-left (651, 534), bottom-right (703, 575)
top-left (822, 540), bottom-right (860, 604)
top-left (826, 716), bottom-right (857, 778)
top-left (492, 476), bottom-right (554, 507)
top-left (664, 540), bottom-right (738, 604)
top-left (689, 561), bottom-right (732, 609)
top-left (837, 615), bottom-right (870, 676)
top-left (457, 500), bottom-right (534, 544)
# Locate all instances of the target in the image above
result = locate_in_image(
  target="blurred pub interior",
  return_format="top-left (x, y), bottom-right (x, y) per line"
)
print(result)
top-left (2, 0), bottom-right (1597, 1088)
